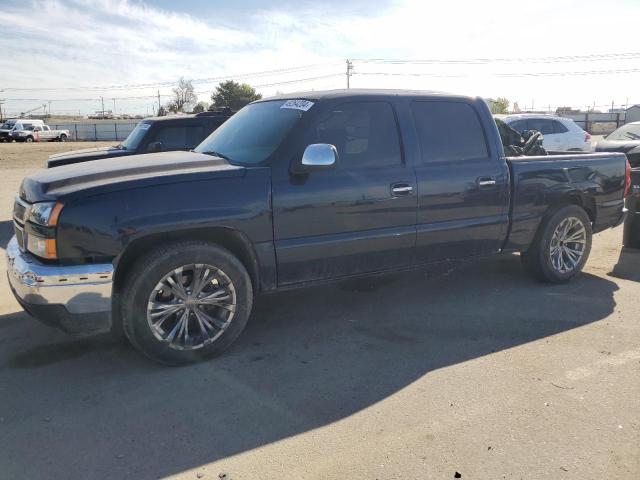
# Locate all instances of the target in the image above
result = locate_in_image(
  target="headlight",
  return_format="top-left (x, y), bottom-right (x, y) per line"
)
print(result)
top-left (27, 235), bottom-right (57, 259)
top-left (28, 201), bottom-right (63, 226)
top-left (25, 202), bottom-right (63, 259)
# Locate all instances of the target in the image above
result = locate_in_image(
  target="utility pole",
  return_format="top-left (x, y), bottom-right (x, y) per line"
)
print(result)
top-left (157, 90), bottom-right (161, 113)
top-left (346, 59), bottom-right (353, 89)
top-left (101, 96), bottom-right (105, 118)
top-left (112, 98), bottom-right (116, 115)
top-left (0, 99), bottom-right (4, 122)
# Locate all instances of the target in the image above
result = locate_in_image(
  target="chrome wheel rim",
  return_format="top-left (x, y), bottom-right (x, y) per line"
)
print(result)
top-left (146, 264), bottom-right (236, 351)
top-left (549, 217), bottom-right (586, 274)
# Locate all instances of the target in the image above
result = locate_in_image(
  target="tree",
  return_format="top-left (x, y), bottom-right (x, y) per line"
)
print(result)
top-left (192, 101), bottom-right (209, 113)
top-left (170, 77), bottom-right (198, 112)
top-left (210, 80), bottom-right (262, 111)
top-left (157, 105), bottom-right (168, 116)
top-left (490, 97), bottom-right (510, 114)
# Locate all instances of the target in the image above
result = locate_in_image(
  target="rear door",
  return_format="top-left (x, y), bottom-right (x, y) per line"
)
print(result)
top-left (272, 100), bottom-right (417, 285)
top-left (411, 100), bottom-right (509, 263)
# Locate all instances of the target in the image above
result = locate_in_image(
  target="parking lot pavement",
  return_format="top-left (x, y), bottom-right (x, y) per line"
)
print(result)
top-left (0, 143), bottom-right (638, 480)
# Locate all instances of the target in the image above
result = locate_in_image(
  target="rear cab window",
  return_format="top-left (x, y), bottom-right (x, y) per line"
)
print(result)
top-left (410, 101), bottom-right (489, 163)
top-left (151, 123), bottom-right (206, 150)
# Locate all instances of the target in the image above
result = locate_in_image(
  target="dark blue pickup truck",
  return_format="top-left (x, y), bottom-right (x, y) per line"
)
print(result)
top-left (7, 90), bottom-right (630, 364)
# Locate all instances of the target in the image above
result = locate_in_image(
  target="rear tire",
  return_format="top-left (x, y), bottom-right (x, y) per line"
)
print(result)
top-left (521, 205), bottom-right (592, 283)
top-left (59, 134), bottom-right (67, 142)
top-left (120, 241), bottom-right (253, 365)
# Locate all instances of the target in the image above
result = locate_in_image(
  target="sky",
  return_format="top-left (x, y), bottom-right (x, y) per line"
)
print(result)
top-left (1, 0), bottom-right (639, 116)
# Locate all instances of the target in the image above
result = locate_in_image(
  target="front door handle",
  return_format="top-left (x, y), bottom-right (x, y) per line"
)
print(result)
top-left (391, 183), bottom-right (413, 196)
top-left (477, 177), bottom-right (497, 187)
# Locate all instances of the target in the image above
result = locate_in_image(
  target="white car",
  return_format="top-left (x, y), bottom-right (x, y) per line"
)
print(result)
top-left (496, 114), bottom-right (592, 152)
top-left (10, 124), bottom-right (70, 142)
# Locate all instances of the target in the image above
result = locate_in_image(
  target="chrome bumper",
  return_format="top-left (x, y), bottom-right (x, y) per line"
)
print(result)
top-left (6, 236), bottom-right (113, 315)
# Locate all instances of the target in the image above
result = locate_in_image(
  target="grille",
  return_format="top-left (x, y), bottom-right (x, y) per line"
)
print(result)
top-left (13, 197), bottom-right (30, 252)
top-left (15, 224), bottom-right (25, 251)
top-left (13, 197), bottom-right (28, 224)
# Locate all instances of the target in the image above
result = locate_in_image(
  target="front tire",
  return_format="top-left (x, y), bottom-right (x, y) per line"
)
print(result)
top-left (59, 134), bottom-right (67, 142)
top-left (25, 136), bottom-right (34, 143)
top-left (521, 205), bottom-right (592, 283)
top-left (121, 241), bottom-right (253, 365)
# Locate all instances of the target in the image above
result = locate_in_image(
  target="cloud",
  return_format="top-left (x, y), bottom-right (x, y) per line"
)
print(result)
top-left (2, 0), bottom-right (639, 115)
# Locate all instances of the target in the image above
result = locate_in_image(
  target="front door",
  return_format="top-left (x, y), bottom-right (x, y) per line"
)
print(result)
top-left (272, 100), bottom-right (418, 285)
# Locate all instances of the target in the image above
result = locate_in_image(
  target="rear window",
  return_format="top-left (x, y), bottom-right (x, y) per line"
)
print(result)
top-left (508, 119), bottom-right (527, 133)
top-left (411, 101), bottom-right (489, 163)
top-left (606, 123), bottom-right (640, 141)
top-left (527, 118), bottom-right (555, 135)
top-left (552, 120), bottom-right (569, 133)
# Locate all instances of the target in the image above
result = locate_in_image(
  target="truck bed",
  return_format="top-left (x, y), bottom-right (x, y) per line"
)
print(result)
top-left (504, 152), bottom-right (628, 252)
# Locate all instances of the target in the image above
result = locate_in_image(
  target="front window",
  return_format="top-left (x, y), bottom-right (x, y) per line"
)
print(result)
top-left (121, 121), bottom-right (152, 150)
top-left (194, 100), bottom-right (307, 165)
top-left (607, 123), bottom-right (640, 141)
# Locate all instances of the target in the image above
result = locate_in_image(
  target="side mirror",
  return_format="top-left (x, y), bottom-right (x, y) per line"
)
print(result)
top-left (299, 143), bottom-right (338, 171)
top-left (147, 141), bottom-right (163, 153)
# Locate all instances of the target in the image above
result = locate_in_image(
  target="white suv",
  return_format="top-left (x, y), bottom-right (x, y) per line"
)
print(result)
top-left (496, 114), bottom-right (592, 152)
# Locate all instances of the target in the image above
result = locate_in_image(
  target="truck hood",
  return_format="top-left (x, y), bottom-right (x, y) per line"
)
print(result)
top-left (47, 145), bottom-right (129, 167)
top-left (21, 151), bottom-right (245, 202)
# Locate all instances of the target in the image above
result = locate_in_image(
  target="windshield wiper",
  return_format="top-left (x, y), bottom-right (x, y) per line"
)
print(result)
top-left (202, 150), bottom-right (233, 162)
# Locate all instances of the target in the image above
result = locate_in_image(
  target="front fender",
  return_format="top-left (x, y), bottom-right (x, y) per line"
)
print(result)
top-left (56, 168), bottom-right (273, 262)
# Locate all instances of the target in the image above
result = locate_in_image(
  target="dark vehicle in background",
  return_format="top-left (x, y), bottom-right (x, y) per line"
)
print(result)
top-left (598, 122), bottom-right (640, 247)
top-left (7, 90), bottom-right (630, 365)
top-left (595, 121), bottom-right (640, 168)
top-left (46, 110), bottom-right (233, 168)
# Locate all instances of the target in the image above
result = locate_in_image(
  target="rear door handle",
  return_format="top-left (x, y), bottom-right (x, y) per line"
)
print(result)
top-left (477, 177), bottom-right (497, 187)
top-left (391, 183), bottom-right (413, 196)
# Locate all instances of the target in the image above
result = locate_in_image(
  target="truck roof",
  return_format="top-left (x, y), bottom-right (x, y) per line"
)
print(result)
top-left (258, 88), bottom-right (472, 103)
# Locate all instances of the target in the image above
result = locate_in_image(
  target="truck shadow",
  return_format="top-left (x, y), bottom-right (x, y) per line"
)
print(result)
top-left (0, 254), bottom-right (619, 479)
top-left (0, 220), bottom-right (13, 248)
top-left (608, 246), bottom-right (640, 282)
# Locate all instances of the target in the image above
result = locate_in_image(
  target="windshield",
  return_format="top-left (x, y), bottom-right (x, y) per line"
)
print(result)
top-left (1, 121), bottom-right (16, 130)
top-left (607, 123), bottom-right (640, 141)
top-left (194, 100), bottom-right (308, 165)
top-left (121, 121), bottom-right (152, 149)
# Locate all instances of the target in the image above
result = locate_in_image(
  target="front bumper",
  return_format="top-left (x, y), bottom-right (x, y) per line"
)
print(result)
top-left (6, 236), bottom-right (114, 334)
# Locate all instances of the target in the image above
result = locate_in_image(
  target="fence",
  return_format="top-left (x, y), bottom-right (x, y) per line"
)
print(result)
top-left (48, 122), bottom-right (138, 141)
top-left (557, 112), bottom-right (625, 135)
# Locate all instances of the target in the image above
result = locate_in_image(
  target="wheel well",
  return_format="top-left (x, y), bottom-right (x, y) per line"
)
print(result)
top-left (112, 227), bottom-right (260, 296)
top-left (544, 194), bottom-right (596, 225)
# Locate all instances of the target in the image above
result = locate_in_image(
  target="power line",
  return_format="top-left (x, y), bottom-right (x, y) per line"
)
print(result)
top-left (3, 72), bottom-right (345, 103)
top-left (353, 68), bottom-right (640, 78)
top-left (353, 52), bottom-right (640, 65)
top-left (1, 62), bottom-right (343, 92)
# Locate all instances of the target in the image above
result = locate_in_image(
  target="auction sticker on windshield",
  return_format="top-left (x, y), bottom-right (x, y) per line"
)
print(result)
top-left (281, 99), bottom-right (314, 111)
